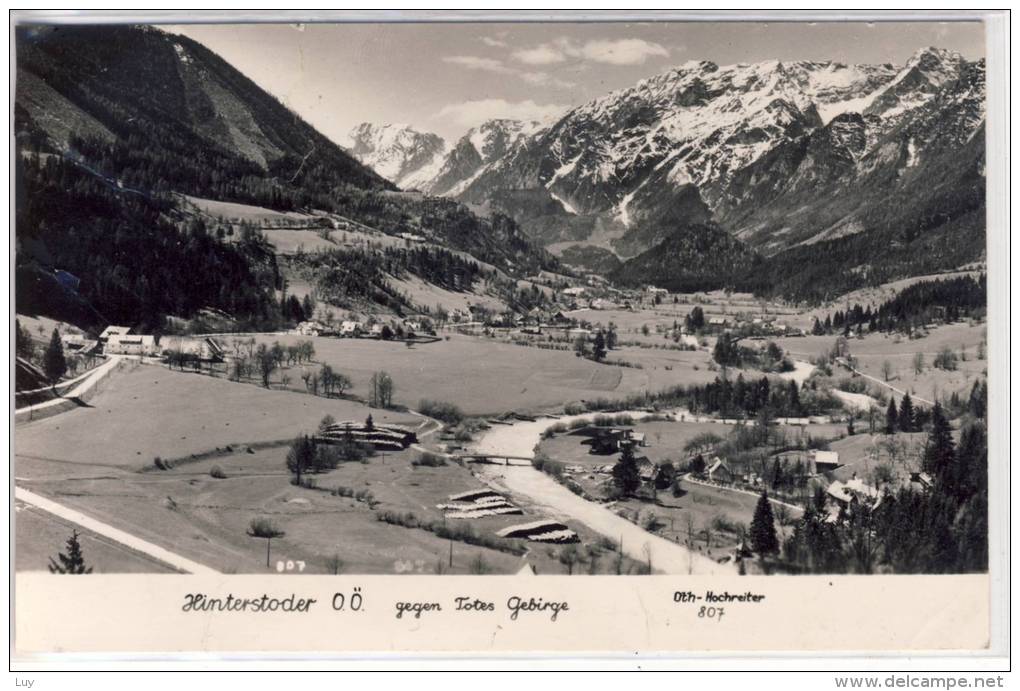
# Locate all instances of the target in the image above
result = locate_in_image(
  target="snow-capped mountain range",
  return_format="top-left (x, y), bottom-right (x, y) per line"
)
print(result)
top-left (345, 119), bottom-right (545, 195)
top-left (348, 46), bottom-right (985, 275)
top-left (345, 122), bottom-right (447, 190)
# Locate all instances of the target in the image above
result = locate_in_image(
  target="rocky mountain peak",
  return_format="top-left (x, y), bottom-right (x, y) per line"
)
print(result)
top-left (345, 122), bottom-right (447, 189)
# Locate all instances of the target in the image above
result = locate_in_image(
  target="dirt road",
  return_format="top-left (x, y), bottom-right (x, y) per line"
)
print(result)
top-left (15, 487), bottom-right (218, 575)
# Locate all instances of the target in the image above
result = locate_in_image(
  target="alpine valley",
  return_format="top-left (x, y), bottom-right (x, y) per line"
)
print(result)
top-left (350, 47), bottom-right (986, 301)
top-left (13, 22), bottom-right (991, 583)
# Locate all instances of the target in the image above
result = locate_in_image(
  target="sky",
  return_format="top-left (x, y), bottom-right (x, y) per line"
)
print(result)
top-left (166, 20), bottom-right (985, 145)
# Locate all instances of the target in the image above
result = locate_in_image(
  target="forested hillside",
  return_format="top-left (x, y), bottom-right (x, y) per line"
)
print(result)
top-left (14, 24), bottom-right (555, 328)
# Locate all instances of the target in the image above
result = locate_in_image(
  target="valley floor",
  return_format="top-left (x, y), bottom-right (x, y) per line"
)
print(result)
top-left (13, 304), bottom-right (988, 577)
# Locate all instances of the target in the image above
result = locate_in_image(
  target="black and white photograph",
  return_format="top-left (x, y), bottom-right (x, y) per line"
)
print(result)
top-left (11, 13), bottom-right (995, 584)
top-left (9, 12), bottom-right (1009, 672)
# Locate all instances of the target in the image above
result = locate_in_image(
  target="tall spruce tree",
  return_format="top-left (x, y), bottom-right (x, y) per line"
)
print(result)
top-left (612, 443), bottom-right (641, 496)
top-left (750, 490), bottom-right (779, 555)
top-left (898, 393), bottom-right (915, 432)
top-left (885, 397), bottom-right (898, 434)
top-left (592, 331), bottom-right (607, 362)
top-left (48, 530), bottom-right (92, 574)
top-left (922, 402), bottom-right (955, 477)
top-left (42, 328), bottom-right (67, 385)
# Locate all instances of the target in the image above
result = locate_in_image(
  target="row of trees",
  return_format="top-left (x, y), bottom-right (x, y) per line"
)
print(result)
top-left (226, 339), bottom-right (316, 387)
top-left (713, 337), bottom-right (793, 373)
top-left (811, 275), bottom-right (986, 336)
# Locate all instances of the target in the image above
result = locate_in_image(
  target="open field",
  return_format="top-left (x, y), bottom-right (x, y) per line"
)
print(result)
top-left (14, 363), bottom-right (636, 574)
top-left (16, 442), bottom-right (636, 575)
top-left (182, 195), bottom-right (327, 225)
top-left (774, 322), bottom-right (988, 401)
top-left (15, 363), bottom-right (417, 469)
top-left (248, 332), bottom-right (653, 416)
top-left (263, 228), bottom-right (337, 254)
top-left (15, 502), bottom-right (179, 573)
top-left (387, 274), bottom-right (508, 315)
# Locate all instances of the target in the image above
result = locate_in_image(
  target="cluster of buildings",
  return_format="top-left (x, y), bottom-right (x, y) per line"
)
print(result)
top-left (61, 325), bottom-right (226, 361)
top-left (294, 317), bottom-right (427, 339)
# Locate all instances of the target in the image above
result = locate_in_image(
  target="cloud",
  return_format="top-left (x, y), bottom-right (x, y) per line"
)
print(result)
top-left (512, 37), bottom-right (670, 66)
top-left (442, 55), bottom-right (513, 73)
top-left (519, 71), bottom-right (576, 89)
top-left (581, 38), bottom-right (670, 65)
top-left (436, 99), bottom-right (567, 128)
top-left (513, 43), bottom-right (569, 65)
top-left (481, 36), bottom-right (508, 48)
top-left (442, 55), bottom-right (575, 89)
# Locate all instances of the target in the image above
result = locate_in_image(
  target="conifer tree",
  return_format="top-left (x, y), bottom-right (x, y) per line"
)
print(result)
top-left (48, 530), bottom-right (93, 574)
top-left (592, 331), bottom-right (607, 362)
top-left (42, 328), bottom-right (67, 385)
top-left (612, 443), bottom-right (641, 496)
top-left (922, 402), bottom-right (955, 477)
top-left (750, 491), bottom-right (779, 555)
top-left (885, 397), bottom-right (898, 434)
top-left (898, 393), bottom-right (915, 433)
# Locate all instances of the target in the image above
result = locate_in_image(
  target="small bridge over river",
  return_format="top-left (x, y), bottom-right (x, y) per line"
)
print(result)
top-left (453, 454), bottom-right (533, 466)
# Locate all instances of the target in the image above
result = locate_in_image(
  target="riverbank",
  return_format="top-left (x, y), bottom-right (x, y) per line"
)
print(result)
top-left (468, 410), bottom-right (732, 575)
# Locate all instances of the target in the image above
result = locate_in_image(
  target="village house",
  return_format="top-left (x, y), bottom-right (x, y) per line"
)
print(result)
top-left (60, 334), bottom-right (99, 355)
top-left (159, 335), bottom-right (225, 361)
top-left (99, 325), bottom-right (131, 343)
top-left (707, 457), bottom-right (735, 484)
top-left (589, 298), bottom-right (619, 311)
top-left (105, 333), bottom-right (158, 356)
top-left (826, 477), bottom-right (881, 507)
top-left (581, 427), bottom-right (647, 455)
top-left (812, 450), bottom-right (842, 473)
top-left (296, 320), bottom-right (325, 336)
top-left (339, 320), bottom-right (363, 337)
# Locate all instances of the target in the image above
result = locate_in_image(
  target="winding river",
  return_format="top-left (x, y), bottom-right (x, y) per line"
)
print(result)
top-left (469, 410), bottom-right (734, 575)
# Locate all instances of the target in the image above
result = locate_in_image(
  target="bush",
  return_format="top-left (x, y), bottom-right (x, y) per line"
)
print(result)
top-left (933, 346), bottom-right (959, 371)
top-left (418, 399), bottom-right (464, 425)
top-left (376, 510), bottom-right (524, 555)
top-left (710, 512), bottom-right (741, 535)
top-left (209, 465), bottom-right (226, 479)
top-left (532, 452), bottom-right (564, 479)
top-left (412, 452), bottom-right (447, 467)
